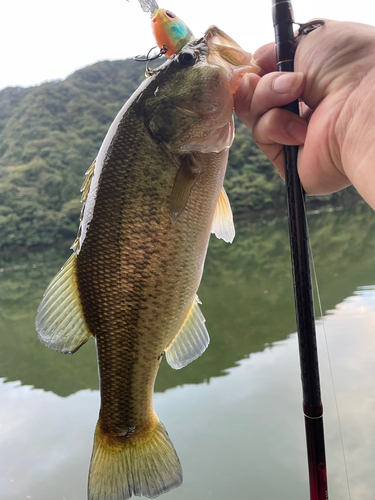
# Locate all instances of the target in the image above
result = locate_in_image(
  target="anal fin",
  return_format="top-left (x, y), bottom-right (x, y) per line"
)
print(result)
top-left (35, 253), bottom-right (92, 354)
top-left (165, 296), bottom-right (209, 370)
top-left (211, 186), bottom-right (235, 243)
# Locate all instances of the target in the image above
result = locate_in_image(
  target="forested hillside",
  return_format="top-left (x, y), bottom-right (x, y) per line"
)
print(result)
top-left (0, 58), bottom-right (356, 252)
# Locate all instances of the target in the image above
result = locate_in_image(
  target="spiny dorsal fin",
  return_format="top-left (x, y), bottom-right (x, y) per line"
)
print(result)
top-left (70, 159), bottom-right (96, 252)
top-left (35, 253), bottom-right (93, 354)
top-left (165, 295), bottom-right (209, 369)
top-left (211, 186), bottom-right (235, 243)
top-left (81, 159), bottom-right (96, 203)
top-left (170, 155), bottom-right (200, 224)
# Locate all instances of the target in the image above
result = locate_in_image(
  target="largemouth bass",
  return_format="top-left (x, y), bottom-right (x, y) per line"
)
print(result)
top-left (35, 27), bottom-right (260, 500)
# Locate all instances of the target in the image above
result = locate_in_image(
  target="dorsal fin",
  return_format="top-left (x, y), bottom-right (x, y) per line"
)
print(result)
top-left (81, 159), bottom-right (96, 203)
top-left (35, 253), bottom-right (93, 354)
top-left (36, 159), bottom-right (97, 352)
top-left (165, 296), bottom-right (209, 369)
top-left (70, 159), bottom-right (96, 252)
top-left (211, 186), bottom-right (235, 243)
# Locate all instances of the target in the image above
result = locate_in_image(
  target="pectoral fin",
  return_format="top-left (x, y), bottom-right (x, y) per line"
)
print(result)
top-left (35, 253), bottom-right (93, 354)
top-left (165, 296), bottom-right (209, 370)
top-left (211, 187), bottom-right (235, 243)
top-left (170, 155), bottom-right (200, 223)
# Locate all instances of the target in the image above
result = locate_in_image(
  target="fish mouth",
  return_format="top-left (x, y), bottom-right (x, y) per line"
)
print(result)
top-left (204, 26), bottom-right (261, 93)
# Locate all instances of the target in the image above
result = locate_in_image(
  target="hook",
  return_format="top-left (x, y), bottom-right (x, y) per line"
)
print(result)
top-left (134, 44), bottom-right (168, 62)
top-left (134, 45), bottom-right (168, 77)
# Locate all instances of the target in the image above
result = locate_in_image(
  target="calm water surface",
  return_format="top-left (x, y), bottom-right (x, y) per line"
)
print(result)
top-left (1, 203), bottom-right (375, 500)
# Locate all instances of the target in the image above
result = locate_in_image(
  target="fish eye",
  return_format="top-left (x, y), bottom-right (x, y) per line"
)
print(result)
top-left (166, 10), bottom-right (176, 18)
top-left (178, 50), bottom-right (197, 66)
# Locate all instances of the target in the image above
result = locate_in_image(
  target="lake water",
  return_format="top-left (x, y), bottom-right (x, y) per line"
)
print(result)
top-left (1, 202), bottom-right (375, 500)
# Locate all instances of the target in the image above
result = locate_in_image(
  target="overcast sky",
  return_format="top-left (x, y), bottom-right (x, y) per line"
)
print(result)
top-left (1, 0), bottom-right (375, 91)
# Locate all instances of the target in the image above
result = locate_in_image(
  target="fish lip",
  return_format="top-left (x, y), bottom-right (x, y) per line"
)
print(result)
top-left (228, 67), bottom-right (257, 94)
top-left (203, 25), bottom-right (261, 93)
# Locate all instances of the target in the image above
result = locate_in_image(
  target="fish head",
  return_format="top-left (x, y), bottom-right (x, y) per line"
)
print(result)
top-left (143, 26), bottom-right (261, 154)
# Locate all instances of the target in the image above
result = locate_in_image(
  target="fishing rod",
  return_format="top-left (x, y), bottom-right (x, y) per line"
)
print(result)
top-left (271, 2), bottom-right (328, 499)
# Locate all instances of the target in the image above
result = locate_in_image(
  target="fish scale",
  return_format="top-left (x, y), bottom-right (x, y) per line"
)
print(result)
top-left (76, 109), bottom-right (206, 434)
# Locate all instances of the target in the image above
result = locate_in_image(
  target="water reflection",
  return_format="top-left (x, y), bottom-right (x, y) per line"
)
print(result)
top-left (1, 284), bottom-right (375, 499)
top-left (0, 248), bottom-right (98, 396)
top-left (0, 380), bottom-right (95, 500)
top-left (0, 203), bottom-right (374, 396)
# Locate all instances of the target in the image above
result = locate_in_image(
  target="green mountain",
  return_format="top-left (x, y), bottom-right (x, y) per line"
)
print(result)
top-left (0, 58), bottom-right (357, 252)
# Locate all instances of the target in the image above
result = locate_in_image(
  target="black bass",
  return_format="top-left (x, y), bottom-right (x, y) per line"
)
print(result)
top-left (35, 27), bottom-right (260, 500)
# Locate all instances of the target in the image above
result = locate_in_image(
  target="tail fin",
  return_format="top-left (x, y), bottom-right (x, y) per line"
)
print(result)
top-left (88, 417), bottom-right (183, 500)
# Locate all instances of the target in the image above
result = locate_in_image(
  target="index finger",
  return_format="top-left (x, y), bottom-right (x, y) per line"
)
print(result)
top-left (253, 42), bottom-right (277, 74)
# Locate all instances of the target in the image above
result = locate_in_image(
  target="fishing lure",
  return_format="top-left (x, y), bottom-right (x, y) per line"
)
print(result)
top-left (130, 0), bottom-right (195, 59)
top-left (151, 8), bottom-right (195, 57)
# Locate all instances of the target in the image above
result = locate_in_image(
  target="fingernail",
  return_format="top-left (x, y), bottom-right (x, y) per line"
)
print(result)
top-left (287, 119), bottom-right (307, 143)
top-left (273, 72), bottom-right (304, 94)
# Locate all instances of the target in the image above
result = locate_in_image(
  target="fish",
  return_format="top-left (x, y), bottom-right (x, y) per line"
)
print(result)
top-left (35, 26), bottom-right (260, 500)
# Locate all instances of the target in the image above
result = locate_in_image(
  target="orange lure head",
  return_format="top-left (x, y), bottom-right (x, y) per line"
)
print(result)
top-left (151, 8), bottom-right (195, 57)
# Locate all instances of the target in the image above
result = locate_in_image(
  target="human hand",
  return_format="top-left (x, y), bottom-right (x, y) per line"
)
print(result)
top-left (234, 20), bottom-right (375, 208)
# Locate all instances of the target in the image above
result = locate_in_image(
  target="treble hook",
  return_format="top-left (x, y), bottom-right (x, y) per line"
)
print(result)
top-left (134, 44), bottom-right (168, 76)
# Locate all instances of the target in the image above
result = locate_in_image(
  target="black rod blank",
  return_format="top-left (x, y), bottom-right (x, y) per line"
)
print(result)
top-left (272, 1), bottom-right (328, 498)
